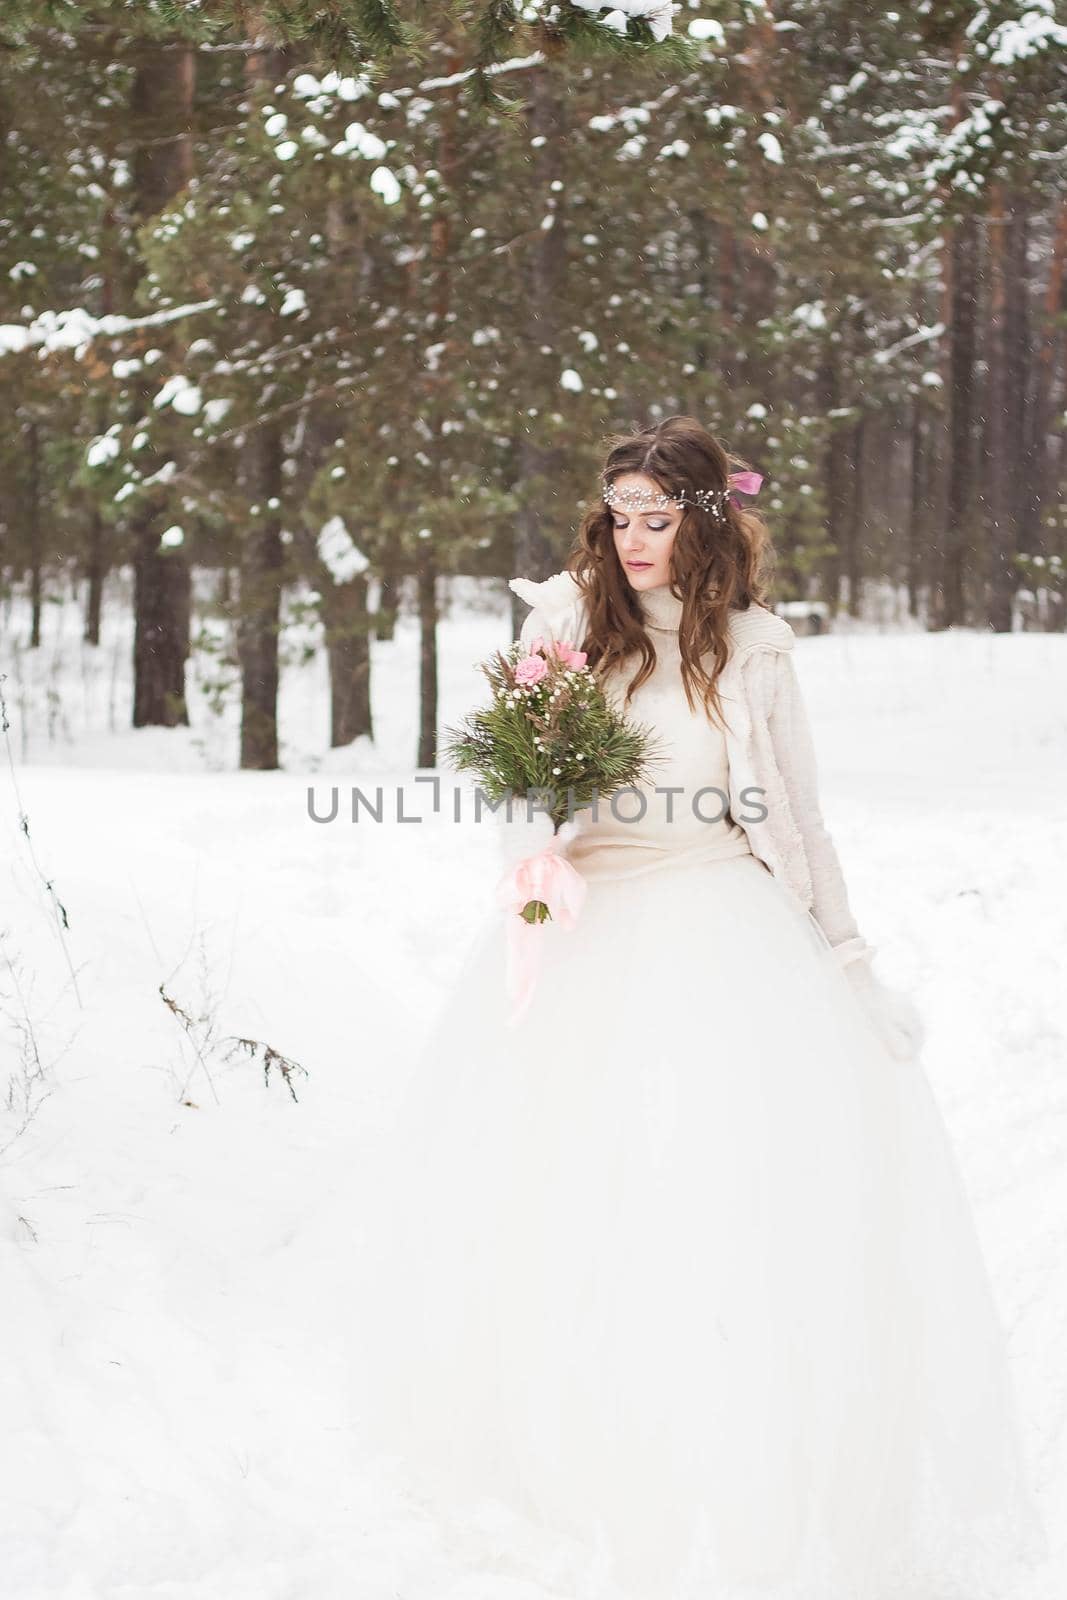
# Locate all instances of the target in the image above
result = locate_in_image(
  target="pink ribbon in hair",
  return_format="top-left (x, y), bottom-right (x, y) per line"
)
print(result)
top-left (496, 834), bottom-right (588, 1026)
top-left (727, 469), bottom-right (763, 509)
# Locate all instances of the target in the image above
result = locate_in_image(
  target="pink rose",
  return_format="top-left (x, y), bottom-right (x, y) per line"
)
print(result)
top-left (527, 634), bottom-right (546, 656)
top-left (552, 639), bottom-right (588, 669)
top-left (514, 653), bottom-right (549, 687)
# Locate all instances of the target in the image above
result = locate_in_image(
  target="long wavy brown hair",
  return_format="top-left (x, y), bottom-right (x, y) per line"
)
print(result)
top-left (566, 415), bottom-right (775, 729)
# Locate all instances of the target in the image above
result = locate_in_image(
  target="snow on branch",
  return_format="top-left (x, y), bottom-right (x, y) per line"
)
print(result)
top-left (0, 300), bottom-right (218, 360)
top-left (873, 322), bottom-right (946, 366)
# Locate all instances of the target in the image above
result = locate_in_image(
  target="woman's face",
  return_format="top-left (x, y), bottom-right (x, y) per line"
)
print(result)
top-left (609, 471), bottom-right (683, 592)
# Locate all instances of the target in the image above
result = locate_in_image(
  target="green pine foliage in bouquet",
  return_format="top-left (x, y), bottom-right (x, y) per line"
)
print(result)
top-left (442, 632), bottom-right (665, 834)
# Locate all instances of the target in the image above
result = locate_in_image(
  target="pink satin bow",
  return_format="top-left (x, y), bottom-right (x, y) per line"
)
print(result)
top-left (728, 469), bottom-right (763, 508)
top-left (496, 834), bottom-right (588, 1026)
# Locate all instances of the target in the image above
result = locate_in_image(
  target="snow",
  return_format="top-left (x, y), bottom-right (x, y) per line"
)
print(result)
top-left (293, 71), bottom-right (373, 104)
top-left (202, 397), bottom-right (232, 426)
top-left (369, 166), bottom-right (402, 205)
top-left (85, 432), bottom-right (120, 468)
top-left (532, 0), bottom-right (677, 43)
top-left (0, 301), bottom-right (218, 359)
top-left (688, 17), bottom-right (725, 46)
top-left (794, 300), bottom-right (828, 330)
top-left (972, 0), bottom-right (1067, 65)
top-left (758, 131), bottom-right (784, 164)
top-left (154, 374), bottom-right (202, 415)
top-left (317, 517), bottom-right (369, 584)
top-left (331, 123), bottom-right (388, 161)
top-left (2, 577), bottom-right (1066, 1597)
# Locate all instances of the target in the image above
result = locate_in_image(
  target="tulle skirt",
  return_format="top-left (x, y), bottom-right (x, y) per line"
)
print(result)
top-left (346, 850), bottom-right (1047, 1599)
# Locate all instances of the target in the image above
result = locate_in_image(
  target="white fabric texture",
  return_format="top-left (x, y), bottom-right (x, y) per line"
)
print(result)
top-left (511, 571), bottom-right (863, 952)
top-left (348, 862), bottom-right (1046, 1600)
top-left (342, 573), bottom-right (1048, 1600)
top-left (531, 580), bottom-right (753, 882)
top-left (511, 571), bottom-right (923, 1062)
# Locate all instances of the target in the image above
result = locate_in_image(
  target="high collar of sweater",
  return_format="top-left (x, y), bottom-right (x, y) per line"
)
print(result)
top-left (636, 581), bottom-right (684, 633)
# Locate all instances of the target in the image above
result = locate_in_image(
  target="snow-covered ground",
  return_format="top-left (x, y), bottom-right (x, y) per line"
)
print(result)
top-left (2, 578), bottom-right (1066, 1598)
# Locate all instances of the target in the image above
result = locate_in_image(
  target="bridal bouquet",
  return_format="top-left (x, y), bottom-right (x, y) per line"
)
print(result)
top-left (442, 632), bottom-right (662, 1020)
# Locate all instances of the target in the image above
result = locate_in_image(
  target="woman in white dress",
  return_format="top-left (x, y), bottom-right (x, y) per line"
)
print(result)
top-left (350, 416), bottom-right (1047, 1599)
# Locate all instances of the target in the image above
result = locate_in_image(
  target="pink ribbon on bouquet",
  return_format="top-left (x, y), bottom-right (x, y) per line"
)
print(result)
top-left (496, 834), bottom-right (588, 1026)
top-left (728, 469), bottom-right (763, 508)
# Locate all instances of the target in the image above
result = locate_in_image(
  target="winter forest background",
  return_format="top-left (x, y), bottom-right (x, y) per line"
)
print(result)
top-left (2, 5), bottom-right (1067, 1599)
top-left (1, 0), bottom-right (1065, 772)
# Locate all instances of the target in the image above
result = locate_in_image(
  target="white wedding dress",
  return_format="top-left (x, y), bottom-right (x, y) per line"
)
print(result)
top-left (347, 587), bottom-right (1046, 1600)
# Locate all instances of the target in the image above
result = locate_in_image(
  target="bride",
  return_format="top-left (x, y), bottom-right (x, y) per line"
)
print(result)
top-left (348, 416), bottom-right (1047, 1599)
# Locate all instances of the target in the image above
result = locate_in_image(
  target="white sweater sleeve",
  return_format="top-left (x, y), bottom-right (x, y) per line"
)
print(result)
top-left (518, 605), bottom-right (549, 654)
top-left (758, 647), bottom-right (927, 1063)
top-left (762, 649), bottom-right (873, 969)
top-left (516, 595), bottom-right (585, 657)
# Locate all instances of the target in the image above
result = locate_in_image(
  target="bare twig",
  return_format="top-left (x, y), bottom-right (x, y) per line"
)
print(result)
top-left (220, 1036), bottom-right (309, 1103)
top-left (160, 963), bottom-right (308, 1105)
top-left (0, 672), bottom-right (83, 1008)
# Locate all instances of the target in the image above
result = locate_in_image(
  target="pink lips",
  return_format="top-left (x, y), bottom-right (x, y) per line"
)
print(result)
top-left (626, 560), bottom-right (652, 569)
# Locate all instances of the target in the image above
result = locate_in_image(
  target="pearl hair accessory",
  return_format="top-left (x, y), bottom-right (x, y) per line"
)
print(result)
top-left (603, 468), bottom-right (764, 517)
top-left (603, 478), bottom-right (732, 516)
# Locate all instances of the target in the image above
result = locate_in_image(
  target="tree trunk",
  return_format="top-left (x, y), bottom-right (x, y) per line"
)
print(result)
top-left (906, 397), bottom-right (926, 619)
top-left (128, 40), bottom-right (195, 723)
top-left (817, 341), bottom-right (851, 615)
top-left (511, 55), bottom-right (568, 640)
top-left (937, 212), bottom-right (979, 629)
top-left (133, 498), bottom-right (191, 727)
top-left (417, 559), bottom-right (438, 770)
top-left (1022, 199), bottom-right (1067, 587)
top-left (237, 422), bottom-right (284, 769)
top-left (234, 33), bottom-right (293, 768)
top-left (985, 188), bottom-right (1029, 633)
top-left (844, 413), bottom-right (865, 617)
top-left (84, 505), bottom-right (105, 646)
top-left (716, 221), bottom-right (739, 390)
top-left (27, 420), bottom-right (42, 648)
top-left (412, 32), bottom-right (462, 760)
top-left (375, 554), bottom-right (401, 640)
top-left (85, 179), bottom-right (117, 651)
top-left (325, 573), bottom-right (373, 746)
top-left (742, 250), bottom-right (777, 403)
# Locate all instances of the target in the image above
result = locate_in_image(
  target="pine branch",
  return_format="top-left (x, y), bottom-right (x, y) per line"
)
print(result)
top-left (442, 640), bottom-right (666, 828)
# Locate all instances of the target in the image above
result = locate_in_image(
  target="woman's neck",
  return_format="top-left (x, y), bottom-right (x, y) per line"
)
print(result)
top-left (636, 581), bottom-right (684, 633)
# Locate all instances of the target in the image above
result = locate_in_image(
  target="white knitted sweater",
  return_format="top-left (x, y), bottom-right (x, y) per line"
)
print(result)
top-left (510, 569), bottom-right (925, 1062)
